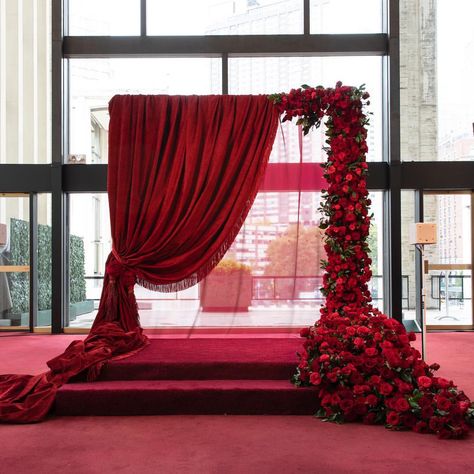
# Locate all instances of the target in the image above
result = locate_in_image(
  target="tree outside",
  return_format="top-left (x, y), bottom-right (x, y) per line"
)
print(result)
top-left (263, 224), bottom-right (326, 300)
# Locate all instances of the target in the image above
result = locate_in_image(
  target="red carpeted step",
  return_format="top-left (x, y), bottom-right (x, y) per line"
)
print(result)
top-left (98, 338), bottom-right (302, 381)
top-left (55, 380), bottom-right (318, 416)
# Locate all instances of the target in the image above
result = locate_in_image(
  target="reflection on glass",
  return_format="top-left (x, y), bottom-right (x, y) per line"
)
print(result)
top-left (229, 56), bottom-right (382, 162)
top-left (310, 0), bottom-right (383, 33)
top-left (368, 192), bottom-right (384, 311)
top-left (424, 194), bottom-right (472, 327)
top-left (67, 193), bottom-right (111, 327)
top-left (0, 195), bottom-right (30, 328)
top-left (69, 58), bottom-right (221, 163)
top-left (147, 0), bottom-right (303, 35)
top-left (66, 191), bottom-right (384, 329)
top-left (68, 0), bottom-right (140, 36)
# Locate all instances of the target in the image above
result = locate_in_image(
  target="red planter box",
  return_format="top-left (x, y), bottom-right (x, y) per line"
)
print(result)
top-left (200, 272), bottom-right (252, 312)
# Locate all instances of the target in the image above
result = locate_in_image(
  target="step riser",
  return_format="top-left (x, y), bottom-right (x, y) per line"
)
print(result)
top-left (57, 339), bottom-right (309, 416)
top-left (99, 363), bottom-right (296, 381)
top-left (55, 390), bottom-right (317, 416)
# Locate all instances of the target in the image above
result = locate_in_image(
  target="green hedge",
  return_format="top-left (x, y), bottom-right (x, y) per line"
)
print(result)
top-left (8, 218), bottom-right (86, 313)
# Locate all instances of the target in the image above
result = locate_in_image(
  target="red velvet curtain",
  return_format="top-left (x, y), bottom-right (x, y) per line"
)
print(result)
top-left (0, 94), bottom-right (279, 422)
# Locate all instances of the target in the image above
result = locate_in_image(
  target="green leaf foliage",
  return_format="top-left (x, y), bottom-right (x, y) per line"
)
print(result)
top-left (8, 218), bottom-right (86, 314)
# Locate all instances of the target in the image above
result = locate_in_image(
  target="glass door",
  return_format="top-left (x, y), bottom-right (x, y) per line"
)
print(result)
top-left (423, 192), bottom-right (473, 330)
top-left (0, 193), bottom-right (30, 329)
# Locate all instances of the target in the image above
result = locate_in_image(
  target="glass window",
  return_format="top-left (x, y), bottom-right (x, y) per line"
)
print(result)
top-left (0, 195), bottom-right (30, 328)
top-left (67, 193), bottom-right (111, 327)
top-left (423, 193), bottom-right (472, 328)
top-left (0, 0), bottom-right (51, 163)
top-left (147, 0), bottom-right (303, 35)
top-left (310, 0), bottom-right (383, 34)
top-left (68, 0), bottom-right (140, 36)
top-left (400, 1), bottom-right (474, 162)
top-left (66, 190), bottom-right (384, 329)
top-left (369, 192), bottom-right (384, 311)
top-left (229, 56), bottom-right (383, 162)
top-left (69, 58), bottom-right (221, 163)
top-left (437, 1), bottom-right (474, 161)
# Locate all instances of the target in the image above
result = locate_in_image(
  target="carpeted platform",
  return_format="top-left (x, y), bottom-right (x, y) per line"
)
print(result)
top-left (2, 332), bottom-right (474, 473)
top-left (97, 338), bottom-right (301, 380)
top-left (55, 338), bottom-right (317, 416)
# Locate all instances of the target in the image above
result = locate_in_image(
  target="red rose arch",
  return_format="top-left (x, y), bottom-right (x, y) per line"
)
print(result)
top-left (270, 83), bottom-right (474, 438)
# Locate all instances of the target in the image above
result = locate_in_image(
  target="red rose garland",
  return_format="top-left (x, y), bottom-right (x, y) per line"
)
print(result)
top-left (270, 83), bottom-right (474, 438)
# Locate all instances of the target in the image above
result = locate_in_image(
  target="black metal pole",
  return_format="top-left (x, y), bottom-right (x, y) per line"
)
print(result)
top-left (140, 0), bottom-right (147, 37)
top-left (29, 193), bottom-right (38, 331)
top-left (51, 0), bottom-right (66, 333)
top-left (303, 0), bottom-right (310, 35)
top-left (414, 189), bottom-right (424, 331)
top-left (222, 53), bottom-right (228, 95)
top-left (383, 0), bottom-right (402, 321)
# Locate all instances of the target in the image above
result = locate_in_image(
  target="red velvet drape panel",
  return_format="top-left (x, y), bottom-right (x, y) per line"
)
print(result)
top-left (94, 94), bottom-right (279, 331)
top-left (0, 95), bottom-right (279, 422)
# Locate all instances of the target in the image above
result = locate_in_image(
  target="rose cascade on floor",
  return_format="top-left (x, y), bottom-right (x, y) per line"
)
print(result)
top-left (270, 83), bottom-right (474, 438)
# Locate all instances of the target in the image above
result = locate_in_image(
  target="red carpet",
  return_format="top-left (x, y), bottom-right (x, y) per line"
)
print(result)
top-left (1, 332), bottom-right (474, 473)
top-left (55, 338), bottom-right (317, 416)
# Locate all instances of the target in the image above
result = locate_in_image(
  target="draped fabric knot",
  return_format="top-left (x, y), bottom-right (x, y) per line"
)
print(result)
top-left (94, 252), bottom-right (140, 333)
top-left (106, 253), bottom-right (136, 289)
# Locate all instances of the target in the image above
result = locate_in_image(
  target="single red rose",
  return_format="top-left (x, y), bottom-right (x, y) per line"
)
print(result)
top-left (369, 375), bottom-right (381, 385)
top-left (321, 394), bottom-right (332, 406)
top-left (331, 394), bottom-right (341, 406)
top-left (436, 397), bottom-right (451, 412)
top-left (310, 373), bottom-right (322, 385)
top-left (327, 371), bottom-right (338, 383)
top-left (364, 347), bottom-right (378, 357)
top-left (341, 365), bottom-right (352, 376)
top-left (363, 358), bottom-right (378, 369)
top-left (353, 337), bottom-right (365, 348)
top-left (421, 406), bottom-right (434, 420)
top-left (429, 417), bottom-right (445, 432)
top-left (379, 382), bottom-right (393, 396)
top-left (417, 376), bottom-right (432, 389)
top-left (340, 398), bottom-right (354, 413)
top-left (435, 377), bottom-right (451, 389)
top-left (386, 411), bottom-right (400, 426)
top-left (394, 398), bottom-right (410, 412)
top-left (366, 394), bottom-right (379, 407)
top-left (353, 384), bottom-right (370, 395)
top-left (300, 327), bottom-right (311, 338)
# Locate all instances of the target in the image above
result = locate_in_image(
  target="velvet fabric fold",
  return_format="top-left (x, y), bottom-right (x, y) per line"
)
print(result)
top-left (0, 94), bottom-right (279, 423)
top-left (0, 323), bottom-right (146, 422)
